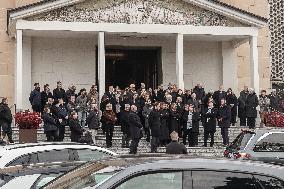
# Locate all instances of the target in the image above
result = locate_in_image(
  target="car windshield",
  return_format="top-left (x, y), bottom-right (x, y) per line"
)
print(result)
top-left (254, 133), bottom-right (284, 152)
top-left (42, 161), bottom-right (121, 189)
top-left (34, 173), bottom-right (64, 189)
top-left (230, 131), bottom-right (254, 150)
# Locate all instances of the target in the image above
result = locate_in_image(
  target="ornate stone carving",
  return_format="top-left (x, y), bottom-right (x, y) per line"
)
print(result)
top-left (26, 0), bottom-right (245, 26)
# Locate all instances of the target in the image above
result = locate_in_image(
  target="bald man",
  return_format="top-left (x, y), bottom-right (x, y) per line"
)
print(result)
top-left (166, 131), bottom-right (187, 154)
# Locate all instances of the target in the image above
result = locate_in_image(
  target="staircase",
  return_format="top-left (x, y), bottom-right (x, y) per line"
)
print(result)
top-left (11, 125), bottom-right (249, 157)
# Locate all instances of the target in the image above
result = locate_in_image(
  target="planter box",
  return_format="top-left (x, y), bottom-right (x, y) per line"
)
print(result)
top-left (19, 129), bottom-right (38, 143)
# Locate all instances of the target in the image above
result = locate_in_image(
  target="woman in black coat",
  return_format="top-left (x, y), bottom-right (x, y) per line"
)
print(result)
top-left (202, 101), bottom-right (218, 147)
top-left (42, 107), bottom-right (58, 141)
top-left (226, 88), bottom-right (238, 126)
top-left (245, 89), bottom-right (259, 129)
top-left (69, 112), bottom-right (84, 142)
top-left (148, 102), bottom-right (161, 153)
top-left (169, 103), bottom-right (182, 137)
top-left (159, 102), bottom-right (170, 146)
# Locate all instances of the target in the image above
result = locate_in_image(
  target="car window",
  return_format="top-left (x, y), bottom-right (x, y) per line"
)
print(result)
top-left (33, 173), bottom-right (63, 189)
top-left (254, 133), bottom-right (284, 152)
top-left (8, 153), bottom-right (38, 166)
top-left (254, 175), bottom-right (284, 189)
top-left (76, 149), bottom-right (112, 161)
top-left (116, 172), bottom-right (182, 189)
top-left (192, 171), bottom-right (260, 189)
top-left (37, 149), bottom-right (70, 163)
top-left (230, 132), bottom-right (254, 150)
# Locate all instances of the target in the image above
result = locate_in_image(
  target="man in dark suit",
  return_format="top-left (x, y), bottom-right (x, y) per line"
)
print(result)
top-left (129, 105), bottom-right (143, 154)
top-left (53, 81), bottom-right (66, 102)
top-left (166, 131), bottom-right (187, 154)
top-left (218, 98), bottom-right (231, 146)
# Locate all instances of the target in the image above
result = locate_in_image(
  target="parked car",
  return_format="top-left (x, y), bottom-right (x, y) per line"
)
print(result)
top-left (224, 128), bottom-right (284, 162)
top-left (0, 142), bottom-right (116, 168)
top-left (42, 154), bottom-right (284, 189)
top-left (0, 162), bottom-right (80, 189)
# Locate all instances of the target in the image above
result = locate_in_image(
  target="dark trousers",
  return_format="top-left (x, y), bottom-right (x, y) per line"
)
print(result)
top-left (105, 125), bottom-right (114, 148)
top-left (122, 134), bottom-right (130, 148)
top-left (183, 129), bottom-right (198, 147)
top-left (150, 136), bottom-right (160, 153)
top-left (57, 126), bottom-right (65, 141)
top-left (204, 131), bottom-right (215, 147)
top-left (221, 127), bottom-right (229, 145)
top-left (231, 114), bottom-right (237, 126)
top-left (240, 116), bottom-right (247, 126)
top-left (247, 117), bottom-right (256, 129)
top-left (145, 127), bottom-right (150, 142)
top-left (46, 130), bottom-right (58, 141)
top-left (1, 122), bottom-right (13, 143)
top-left (129, 138), bottom-right (140, 154)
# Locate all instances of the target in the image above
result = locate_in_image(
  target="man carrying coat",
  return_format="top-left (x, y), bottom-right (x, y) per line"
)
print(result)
top-left (129, 105), bottom-right (143, 154)
top-left (218, 98), bottom-right (231, 146)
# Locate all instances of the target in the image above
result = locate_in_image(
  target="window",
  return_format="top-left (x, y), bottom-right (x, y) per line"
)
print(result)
top-left (116, 172), bottom-right (182, 189)
top-left (230, 132), bottom-right (254, 150)
top-left (192, 171), bottom-right (259, 189)
top-left (37, 149), bottom-right (70, 163)
top-left (76, 149), bottom-right (111, 161)
top-left (33, 173), bottom-right (64, 189)
top-left (253, 133), bottom-right (284, 152)
top-left (8, 153), bottom-right (38, 166)
top-left (254, 175), bottom-right (284, 189)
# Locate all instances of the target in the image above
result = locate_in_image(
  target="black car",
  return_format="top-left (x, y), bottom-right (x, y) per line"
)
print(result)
top-left (43, 154), bottom-right (284, 189)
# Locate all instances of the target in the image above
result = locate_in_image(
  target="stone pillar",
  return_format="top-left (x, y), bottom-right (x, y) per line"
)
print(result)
top-left (250, 36), bottom-right (259, 94)
top-left (176, 33), bottom-right (184, 90)
top-left (98, 32), bottom-right (106, 100)
top-left (22, 36), bottom-right (32, 110)
top-left (16, 30), bottom-right (23, 110)
top-left (222, 42), bottom-right (238, 93)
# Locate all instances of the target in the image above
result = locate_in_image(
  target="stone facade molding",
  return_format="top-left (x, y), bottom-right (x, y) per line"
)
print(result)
top-left (25, 0), bottom-right (245, 27)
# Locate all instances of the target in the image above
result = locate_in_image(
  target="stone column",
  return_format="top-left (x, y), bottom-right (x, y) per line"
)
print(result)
top-left (176, 33), bottom-right (184, 90)
top-left (98, 32), bottom-right (106, 100)
top-left (250, 36), bottom-right (259, 94)
top-left (222, 42), bottom-right (238, 93)
top-left (22, 36), bottom-right (32, 110)
top-left (16, 30), bottom-right (23, 110)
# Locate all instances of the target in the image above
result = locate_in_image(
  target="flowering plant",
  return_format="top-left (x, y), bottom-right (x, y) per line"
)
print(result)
top-left (266, 111), bottom-right (284, 128)
top-left (15, 111), bottom-right (42, 129)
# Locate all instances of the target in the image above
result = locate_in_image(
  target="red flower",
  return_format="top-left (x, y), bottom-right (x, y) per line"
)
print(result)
top-left (266, 111), bottom-right (284, 127)
top-left (15, 111), bottom-right (42, 129)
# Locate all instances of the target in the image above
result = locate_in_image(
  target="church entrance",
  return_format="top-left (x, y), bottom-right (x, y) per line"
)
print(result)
top-left (98, 47), bottom-right (162, 90)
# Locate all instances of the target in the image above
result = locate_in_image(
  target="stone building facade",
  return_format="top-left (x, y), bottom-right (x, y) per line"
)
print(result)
top-left (0, 0), bottom-right (280, 110)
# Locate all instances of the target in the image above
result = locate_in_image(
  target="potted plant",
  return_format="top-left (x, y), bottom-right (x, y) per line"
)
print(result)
top-left (15, 111), bottom-right (42, 143)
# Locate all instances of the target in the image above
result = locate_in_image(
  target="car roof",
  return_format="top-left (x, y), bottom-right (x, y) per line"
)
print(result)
top-left (96, 156), bottom-right (284, 188)
top-left (0, 143), bottom-right (116, 168)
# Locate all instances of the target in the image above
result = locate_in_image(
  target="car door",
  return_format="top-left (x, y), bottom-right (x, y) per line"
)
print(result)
top-left (114, 171), bottom-right (185, 189)
top-left (0, 174), bottom-right (41, 189)
top-left (252, 132), bottom-right (284, 161)
top-left (191, 170), bottom-right (260, 189)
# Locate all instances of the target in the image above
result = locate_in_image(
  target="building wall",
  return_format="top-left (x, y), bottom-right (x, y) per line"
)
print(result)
top-left (0, 0), bottom-right (271, 108)
top-left (0, 0), bottom-right (15, 104)
top-left (220, 0), bottom-right (271, 92)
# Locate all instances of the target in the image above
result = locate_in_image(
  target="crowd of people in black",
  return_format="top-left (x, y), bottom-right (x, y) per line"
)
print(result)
top-left (1, 80), bottom-right (284, 153)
